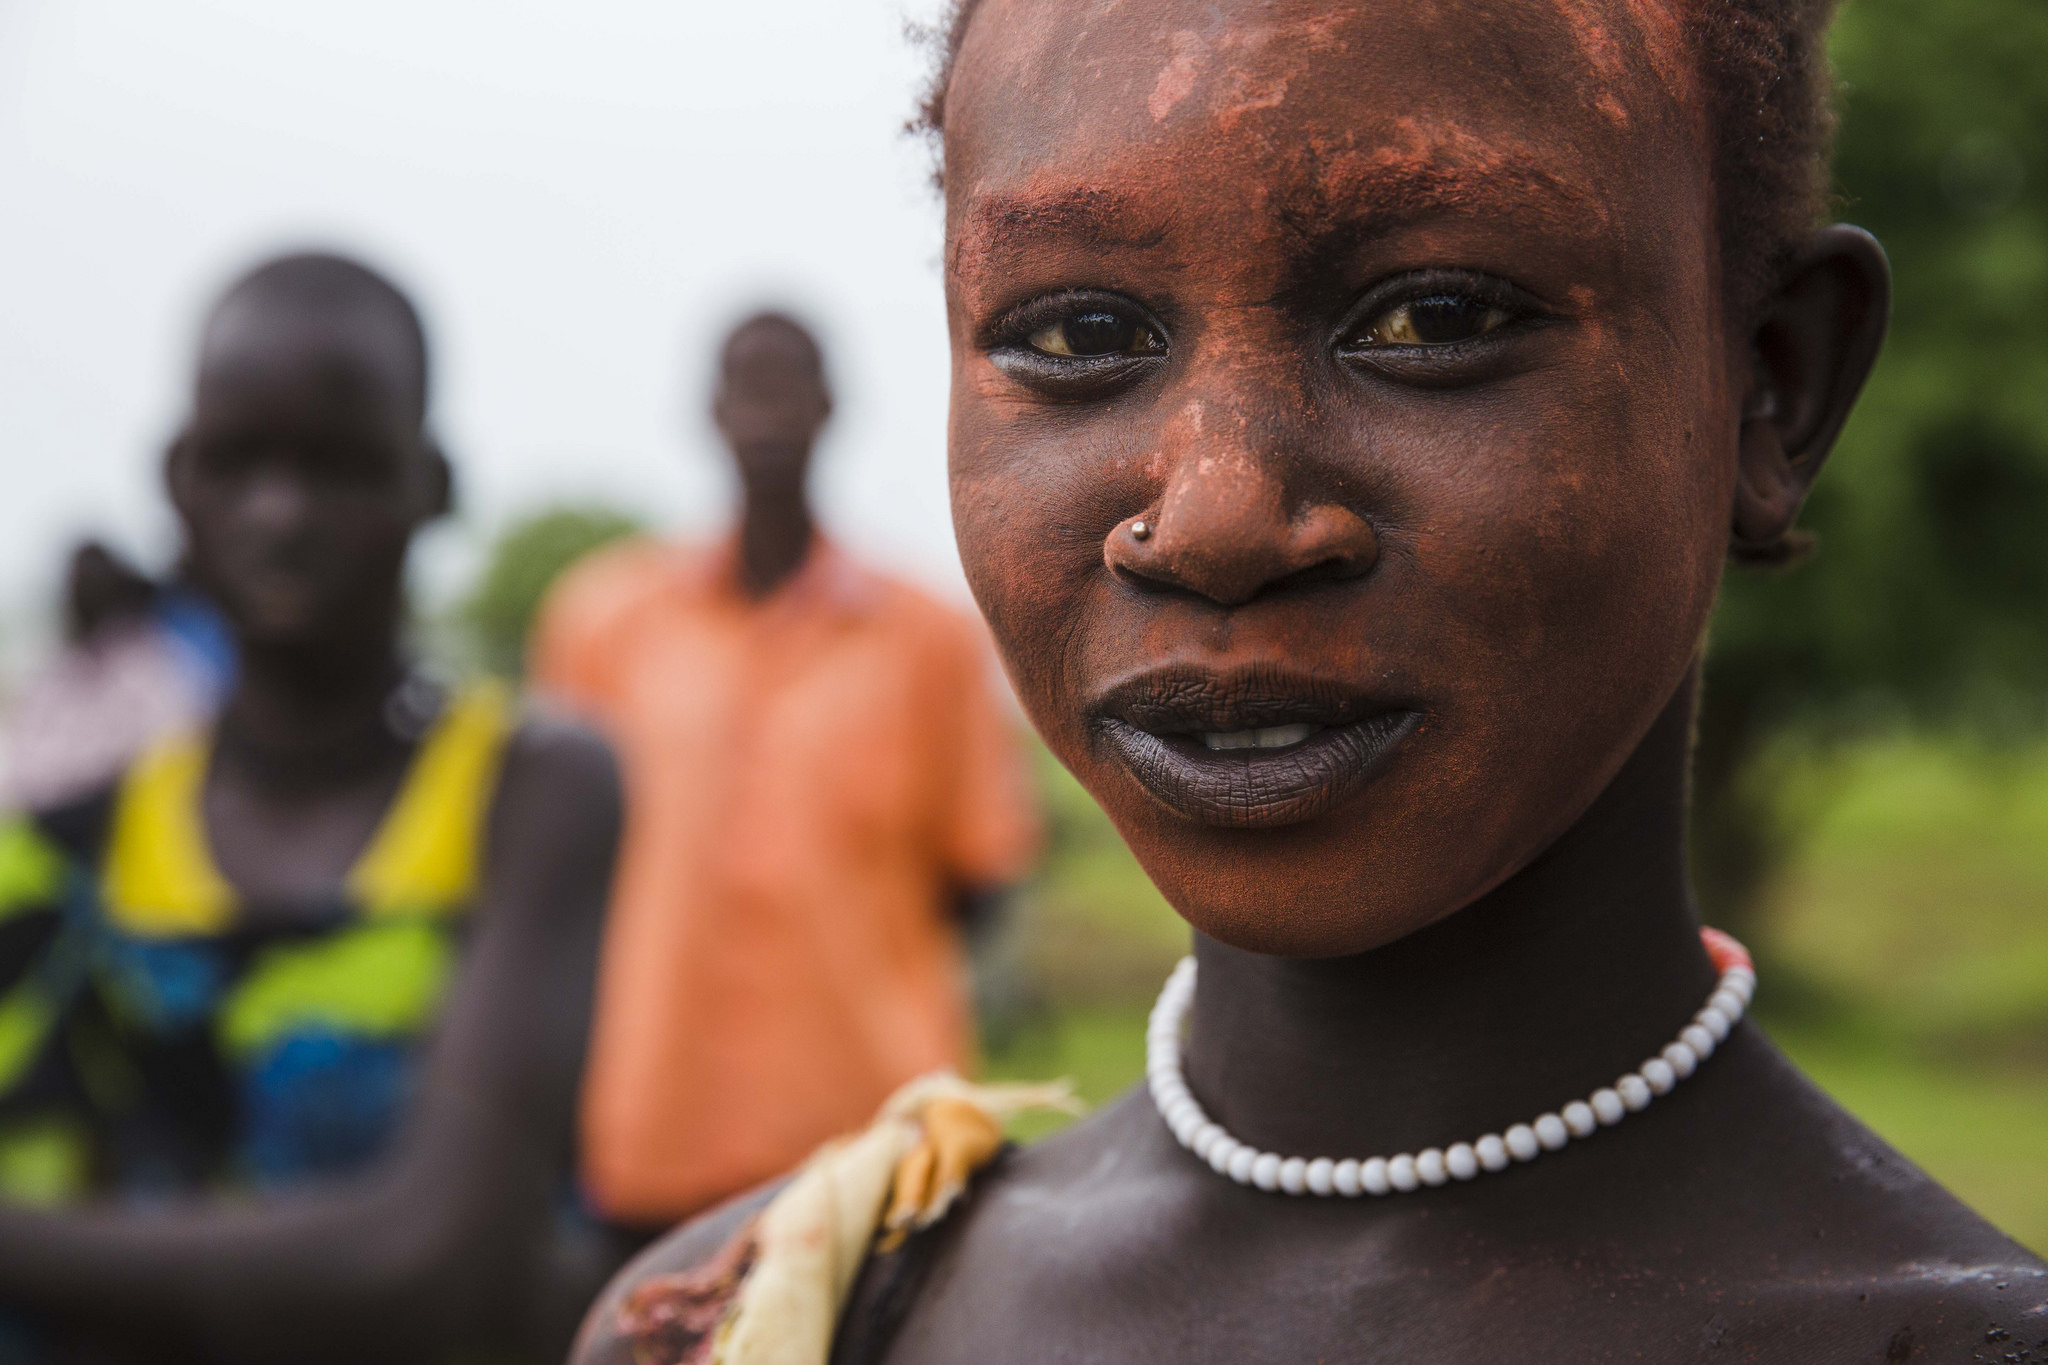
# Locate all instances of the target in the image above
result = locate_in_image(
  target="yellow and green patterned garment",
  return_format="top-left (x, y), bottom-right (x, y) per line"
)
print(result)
top-left (0, 681), bottom-right (511, 1203)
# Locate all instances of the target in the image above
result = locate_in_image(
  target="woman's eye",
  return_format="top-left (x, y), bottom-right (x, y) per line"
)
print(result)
top-left (1357, 295), bottom-right (1511, 347)
top-left (1026, 309), bottom-right (1162, 358)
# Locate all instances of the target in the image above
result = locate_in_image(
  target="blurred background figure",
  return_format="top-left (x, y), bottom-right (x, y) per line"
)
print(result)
top-left (0, 253), bottom-right (623, 1364)
top-left (532, 312), bottom-right (1040, 1229)
top-left (0, 540), bottom-right (231, 813)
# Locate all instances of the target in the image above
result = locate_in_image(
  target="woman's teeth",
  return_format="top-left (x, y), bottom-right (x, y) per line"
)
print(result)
top-left (1200, 723), bottom-right (1318, 752)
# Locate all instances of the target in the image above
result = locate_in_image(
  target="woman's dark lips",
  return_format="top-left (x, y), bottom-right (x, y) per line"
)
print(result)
top-left (1090, 668), bottom-right (1422, 829)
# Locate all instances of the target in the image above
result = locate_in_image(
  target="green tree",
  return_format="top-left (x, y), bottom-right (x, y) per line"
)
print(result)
top-left (463, 506), bottom-right (644, 678)
top-left (1696, 0), bottom-right (2048, 931)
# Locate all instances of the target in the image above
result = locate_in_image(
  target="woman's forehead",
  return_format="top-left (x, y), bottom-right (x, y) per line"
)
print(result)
top-left (945, 0), bottom-right (1703, 252)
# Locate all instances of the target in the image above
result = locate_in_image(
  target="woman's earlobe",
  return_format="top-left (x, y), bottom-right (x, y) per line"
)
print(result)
top-left (1728, 224), bottom-right (1892, 563)
top-left (1731, 418), bottom-right (1808, 558)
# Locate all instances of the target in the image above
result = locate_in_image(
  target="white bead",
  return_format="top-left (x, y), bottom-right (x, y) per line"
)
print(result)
top-left (1708, 989), bottom-right (1745, 1020)
top-left (1681, 1024), bottom-right (1715, 1060)
top-left (1561, 1101), bottom-right (1597, 1138)
top-left (1724, 971), bottom-right (1755, 1004)
top-left (1192, 1124), bottom-right (1223, 1161)
top-left (1227, 1146), bottom-right (1257, 1183)
top-left (1170, 1111), bottom-right (1202, 1145)
top-left (1533, 1113), bottom-right (1570, 1151)
top-left (1306, 1157), bottom-right (1335, 1196)
top-left (1360, 1157), bottom-right (1392, 1196)
top-left (1475, 1134), bottom-right (1509, 1172)
top-left (1662, 1040), bottom-right (1698, 1079)
top-left (1616, 1073), bottom-right (1652, 1111)
top-left (1333, 1159), bottom-right (1363, 1197)
top-left (1279, 1157), bottom-right (1308, 1195)
top-left (1207, 1138), bottom-right (1236, 1174)
top-left (1641, 1057), bottom-right (1677, 1094)
top-left (1446, 1143), bottom-right (1479, 1181)
top-left (1251, 1152), bottom-right (1282, 1191)
top-left (1696, 1005), bottom-right (1732, 1041)
top-left (1504, 1124), bottom-right (1540, 1162)
top-left (1590, 1089), bottom-right (1625, 1126)
top-left (1387, 1154), bottom-right (1420, 1192)
top-left (1416, 1148), bottom-right (1448, 1187)
top-left (1163, 1094), bottom-right (1197, 1124)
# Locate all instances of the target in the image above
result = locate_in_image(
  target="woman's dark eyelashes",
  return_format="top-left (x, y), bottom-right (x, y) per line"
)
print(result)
top-left (986, 292), bottom-right (1169, 393)
top-left (988, 294), bottom-right (1163, 354)
top-left (1337, 272), bottom-right (1548, 354)
top-left (1028, 307), bottom-right (1164, 358)
top-left (983, 274), bottom-right (1548, 394)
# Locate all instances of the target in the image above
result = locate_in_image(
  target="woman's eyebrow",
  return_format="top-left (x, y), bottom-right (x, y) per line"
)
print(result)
top-left (955, 149), bottom-right (1600, 267)
top-left (956, 186), bottom-right (1173, 255)
top-left (1272, 150), bottom-right (1604, 243)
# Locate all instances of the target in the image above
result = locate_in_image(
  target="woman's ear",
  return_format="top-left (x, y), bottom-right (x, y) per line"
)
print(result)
top-left (417, 433), bottom-right (456, 522)
top-left (163, 431), bottom-right (196, 521)
top-left (1731, 224), bottom-right (1891, 562)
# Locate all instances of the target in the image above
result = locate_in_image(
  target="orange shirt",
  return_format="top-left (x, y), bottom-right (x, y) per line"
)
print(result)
top-left (531, 536), bottom-right (1039, 1224)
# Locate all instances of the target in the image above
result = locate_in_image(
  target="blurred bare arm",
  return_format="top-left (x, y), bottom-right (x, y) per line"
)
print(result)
top-left (0, 721), bottom-right (620, 1365)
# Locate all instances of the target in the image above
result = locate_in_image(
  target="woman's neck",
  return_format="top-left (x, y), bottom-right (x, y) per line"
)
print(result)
top-left (1182, 674), bottom-right (1718, 1160)
top-left (214, 631), bottom-right (412, 796)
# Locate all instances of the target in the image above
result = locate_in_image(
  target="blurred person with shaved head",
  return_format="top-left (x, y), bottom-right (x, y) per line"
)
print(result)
top-left (532, 311), bottom-right (1040, 1231)
top-left (0, 253), bottom-right (626, 1363)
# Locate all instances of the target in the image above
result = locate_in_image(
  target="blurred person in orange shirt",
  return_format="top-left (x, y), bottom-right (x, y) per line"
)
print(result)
top-left (531, 312), bottom-right (1040, 1228)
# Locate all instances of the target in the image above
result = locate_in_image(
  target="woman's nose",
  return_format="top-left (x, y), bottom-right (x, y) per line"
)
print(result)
top-left (1103, 447), bottom-right (1378, 606)
top-left (241, 467), bottom-right (312, 530)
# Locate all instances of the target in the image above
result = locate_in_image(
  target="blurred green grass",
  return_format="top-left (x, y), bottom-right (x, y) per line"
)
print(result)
top-left (982, 734), bottom-right (2048, 1254)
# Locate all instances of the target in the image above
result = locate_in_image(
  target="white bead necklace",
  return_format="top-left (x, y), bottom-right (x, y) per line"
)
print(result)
top-left (1146, 929), bottom-right (1756, 1197)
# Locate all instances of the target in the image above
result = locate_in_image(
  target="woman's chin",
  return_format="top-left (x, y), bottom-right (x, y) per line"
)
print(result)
top-left (1136, 855), bottom-right (1451, 960)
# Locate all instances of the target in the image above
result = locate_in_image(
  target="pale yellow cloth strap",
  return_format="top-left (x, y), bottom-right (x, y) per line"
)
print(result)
top-left (708, 1072), bottom-right (1078, 1365)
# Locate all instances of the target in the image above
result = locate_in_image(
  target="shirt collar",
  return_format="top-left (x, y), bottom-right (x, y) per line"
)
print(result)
top-left (689, 532), bottom-right (879, 620)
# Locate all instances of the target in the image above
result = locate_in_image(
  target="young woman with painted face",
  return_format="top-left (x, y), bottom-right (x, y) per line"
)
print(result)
top-left (577, 2), bottom-right (2045, 1360)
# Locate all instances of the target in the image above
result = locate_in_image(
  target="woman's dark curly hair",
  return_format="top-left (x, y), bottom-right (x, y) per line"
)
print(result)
top-left (913, 0), bottom-right (1839, 328)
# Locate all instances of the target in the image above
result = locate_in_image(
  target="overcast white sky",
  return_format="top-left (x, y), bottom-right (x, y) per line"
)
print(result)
top-left (0, 0), bottom-right (960, 649)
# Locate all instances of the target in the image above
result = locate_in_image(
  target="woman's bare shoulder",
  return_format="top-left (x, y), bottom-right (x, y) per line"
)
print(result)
top-left (880, 1048), bottom-right (2048, 1363)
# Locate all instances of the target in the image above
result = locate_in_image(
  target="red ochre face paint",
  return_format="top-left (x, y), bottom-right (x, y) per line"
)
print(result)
top-left (943, 0), bottom-right (1736, 957)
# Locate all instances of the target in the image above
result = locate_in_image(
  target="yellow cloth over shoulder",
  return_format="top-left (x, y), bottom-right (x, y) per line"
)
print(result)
top-left (619, 1073), bottom-right (1078, 1365)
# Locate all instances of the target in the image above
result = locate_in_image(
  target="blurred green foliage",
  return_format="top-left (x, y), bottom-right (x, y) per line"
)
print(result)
top-left (1756, 732), bottom-right (2048, 1044)
top-left (461, 507), bottom-right (643, 677)
top-left (1006, 749), bottom-right (1186, 1005)
top-left (1695, 0), bottom-right (2048, 928)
